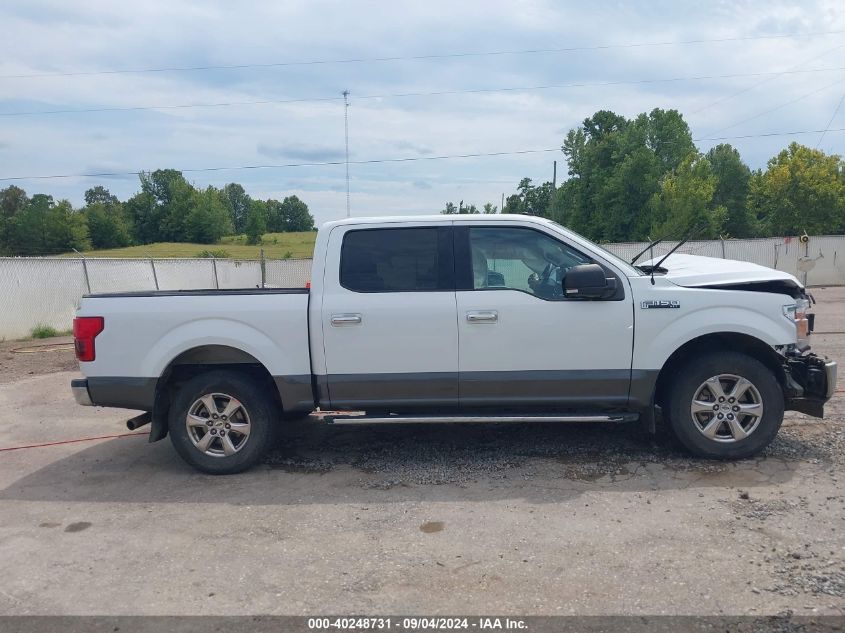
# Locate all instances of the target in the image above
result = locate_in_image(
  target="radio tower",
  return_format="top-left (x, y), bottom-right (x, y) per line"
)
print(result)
top-left (343, 90), bottom-right (350, 217)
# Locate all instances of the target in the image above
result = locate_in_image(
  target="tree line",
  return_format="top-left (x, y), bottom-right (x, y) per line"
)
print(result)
top-left (0, 169), bottom-right (315, 256)
top-left (444, 108), bottom-right (845, 242)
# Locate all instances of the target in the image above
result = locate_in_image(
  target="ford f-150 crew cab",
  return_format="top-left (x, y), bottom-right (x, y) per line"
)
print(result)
top-left (71, 215), bottom-right (837, 474)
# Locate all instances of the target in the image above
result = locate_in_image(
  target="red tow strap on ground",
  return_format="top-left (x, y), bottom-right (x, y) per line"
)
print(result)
top-left (2, 391), bottom-right (842, 452)
top-left (0, 431), bottom-right (147, 452)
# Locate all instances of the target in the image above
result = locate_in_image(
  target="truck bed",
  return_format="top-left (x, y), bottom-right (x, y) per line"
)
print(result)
top-left (75, 288), bottom-right (314, 413)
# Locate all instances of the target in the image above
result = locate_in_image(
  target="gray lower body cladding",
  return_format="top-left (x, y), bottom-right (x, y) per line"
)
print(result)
top-left (85, 377), bottom-right (158, 411)
top-left (273, 375), bottom-right (315, 412)
top-left (321, 369), bottom-right (659, 412)
top-left (319, 372), bottom-right (459, 410)
top-left (78, 375), bottom-right (314, 413)
top-left (75, 369), bottom-right (660, 414)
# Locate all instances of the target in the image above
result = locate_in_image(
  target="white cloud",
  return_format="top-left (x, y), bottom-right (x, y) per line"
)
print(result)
top-left (1, 0), bottom-right (844, 224)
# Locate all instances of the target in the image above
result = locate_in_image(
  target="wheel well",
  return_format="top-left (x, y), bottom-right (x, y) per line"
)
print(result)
top-left (654, 333), bottom-right (786, 408)
top-left (150, 345), bottom-right (282, 441)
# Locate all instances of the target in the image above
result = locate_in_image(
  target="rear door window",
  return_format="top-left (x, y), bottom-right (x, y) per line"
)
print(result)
top-left (340, 227), bottom-right (453, 292)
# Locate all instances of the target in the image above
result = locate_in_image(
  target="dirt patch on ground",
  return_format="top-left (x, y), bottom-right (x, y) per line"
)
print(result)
top-left (0, 336), bottom-right (78, 385)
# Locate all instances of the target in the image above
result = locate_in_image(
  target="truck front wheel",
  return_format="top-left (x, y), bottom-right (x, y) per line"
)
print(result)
top-left (168, 370), bottom-right (276, 474)
top-left (664, 351), bottom-right (784, 459)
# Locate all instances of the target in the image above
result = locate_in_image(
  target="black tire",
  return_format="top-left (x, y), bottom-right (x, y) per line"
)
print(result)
top-left (168, 369), bottom-right (277, 474)
top-left (664, 351), bottom-right (784, 459)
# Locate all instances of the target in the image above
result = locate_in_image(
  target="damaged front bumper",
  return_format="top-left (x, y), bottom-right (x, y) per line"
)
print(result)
top-left (783, 353), bottom-right (838, 418)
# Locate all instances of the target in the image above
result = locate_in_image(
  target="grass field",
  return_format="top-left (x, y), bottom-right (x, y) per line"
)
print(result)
top-left (62, 232), bottom-right (317, 259)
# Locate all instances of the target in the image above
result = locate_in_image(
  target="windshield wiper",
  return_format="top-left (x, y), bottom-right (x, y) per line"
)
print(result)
top-left (630, 236), bottom-right (664, 265)
top-left (638, 223), bottom-right (707, 283)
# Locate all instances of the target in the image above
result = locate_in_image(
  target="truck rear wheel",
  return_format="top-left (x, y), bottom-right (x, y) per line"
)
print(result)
top-left (168, 369), bottom-right (276, 474)
top-left (664, 351), bottom-right (784, 459)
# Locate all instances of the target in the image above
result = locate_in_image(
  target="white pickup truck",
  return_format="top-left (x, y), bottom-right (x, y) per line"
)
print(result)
top-left (71, 215), bottom-right (836, 474)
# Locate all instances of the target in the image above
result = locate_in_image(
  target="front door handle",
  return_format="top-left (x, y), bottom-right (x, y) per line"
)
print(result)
top-left (331, 313), bottom-right (362, 326)
top-left (466, 310), bottom-right (498, 323)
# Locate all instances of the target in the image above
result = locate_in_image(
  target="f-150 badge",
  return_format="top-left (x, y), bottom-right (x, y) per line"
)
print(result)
top-left (641, 300), bottom-right (680, 309)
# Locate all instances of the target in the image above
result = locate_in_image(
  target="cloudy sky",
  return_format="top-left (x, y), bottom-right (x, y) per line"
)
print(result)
top-left (1, 0), bottom-right (844, 226)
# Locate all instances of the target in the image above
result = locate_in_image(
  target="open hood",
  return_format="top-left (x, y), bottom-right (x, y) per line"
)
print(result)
top-left (640, 253), bottom-right (805, 296)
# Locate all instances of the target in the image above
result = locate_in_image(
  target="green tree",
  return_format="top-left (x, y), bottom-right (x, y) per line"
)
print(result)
top-left (278, 195), bottom-right (315, 232)
top-left (548, 180), bottom-right (578, 227)
top-left (556, 108), bottom-right (696, 241)
top-left (645, 108), bottom-right (696, 172)
top-left (9, 195), bottom-right (89, 255)
top-left (83, 186), bottom-right (131, 249)
top-left (748, 143), bottom-right (845, 236)
top-left (706, 144), bottom-right (755, 237)
top-left (160, 177), bottom-right (195, 242)
top-left (222, 183), bottom-right (252, 233)
top-left (44, 200), bottom-right (90, 253)
top-left (441, 201), bottom-right (478, 214)
top-left (9, 194), bottom-right (53, 255)
top-left (502, 179), bottom-right (554, 216)
top-left (185, 187), bottom-right (233, 244)
top-left (85, 203), bottom-right (131, 249)
top-left (264, 199), bottom-right (284, 232)
top-left (244, 202), bottom-right (268, 245)
top-left (648, 154), bottom-right (726, 239)
top-left (441, 201), bottom-right (499, 214)
top-left (1, 178), bottom-right (317, 254)
top-left (84, 185), bottom-right (119, 207)
top-left (136, 169), bottom-right (196, 242)
top-left (124, 190), bottom-right (158, 244)
top-left (0, 185), bottom-right (29, 254)
top-left (0, 185), bottom-right (28, 217)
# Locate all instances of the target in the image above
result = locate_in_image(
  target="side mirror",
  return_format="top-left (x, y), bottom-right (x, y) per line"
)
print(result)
top-left (564, 263), bottom-right (610, 299)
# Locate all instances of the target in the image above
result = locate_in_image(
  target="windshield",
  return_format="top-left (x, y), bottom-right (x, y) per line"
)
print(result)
top-left (545, 221), bottom-right (644, 277)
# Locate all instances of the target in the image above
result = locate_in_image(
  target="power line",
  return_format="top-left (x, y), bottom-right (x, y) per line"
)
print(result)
top-left (704, 76), bottom-right (845, 137)
top-left (0, 95), bottom-right (342, 117)
top-left (690, 41), bottom-right (845, 115)
top-left (3, 30), bottom-right (844, 80)
top-left (5, 66), bottom-right (845, 118)
top-left (816, 91), bottom-right (845, 148)
top-left (0, 149), bottom-right (559, 182)
top-left (696, 128), bottom-right (845, 141)
top-left (1, 127), bottom-right (843, 183)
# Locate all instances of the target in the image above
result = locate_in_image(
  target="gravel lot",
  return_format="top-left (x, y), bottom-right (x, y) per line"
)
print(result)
top-left (0, 288), bottom-right (843, 617)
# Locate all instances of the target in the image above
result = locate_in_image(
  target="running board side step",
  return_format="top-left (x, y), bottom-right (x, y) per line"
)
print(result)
top-left (326, 413), bottom-right (639, 425)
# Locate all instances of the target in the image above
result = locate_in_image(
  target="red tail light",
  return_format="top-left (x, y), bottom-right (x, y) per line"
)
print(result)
top-left (73, 317), bottom-right (104, 362)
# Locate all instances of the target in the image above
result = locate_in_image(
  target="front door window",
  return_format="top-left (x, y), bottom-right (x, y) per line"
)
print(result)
top-left (469, 227), bottom-right (591, 300)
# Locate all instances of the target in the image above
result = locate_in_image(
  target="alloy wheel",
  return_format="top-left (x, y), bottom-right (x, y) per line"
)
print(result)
top-left (690, 374), bottom-right (764, 443)
top-left (185, 392), bottom-right (251, 457)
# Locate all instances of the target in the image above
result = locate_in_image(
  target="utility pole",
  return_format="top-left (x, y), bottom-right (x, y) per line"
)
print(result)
top-left (343, 90), bottom-right (351, 218)
top-left (552, 160), bottom-right (557, 189)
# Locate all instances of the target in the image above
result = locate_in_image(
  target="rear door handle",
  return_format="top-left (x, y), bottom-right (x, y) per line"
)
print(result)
top-left (331, 313), bottom-right (362, 326)
top-left (466, 310), bottom-right (498, 323)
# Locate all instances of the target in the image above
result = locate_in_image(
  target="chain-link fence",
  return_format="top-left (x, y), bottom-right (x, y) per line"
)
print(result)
top-left (0, 256), bottom-right (311, 340)
top-left (1, 235), bottom-right (843, 340)
top-left (602, 235), bottom-right (843, 287)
